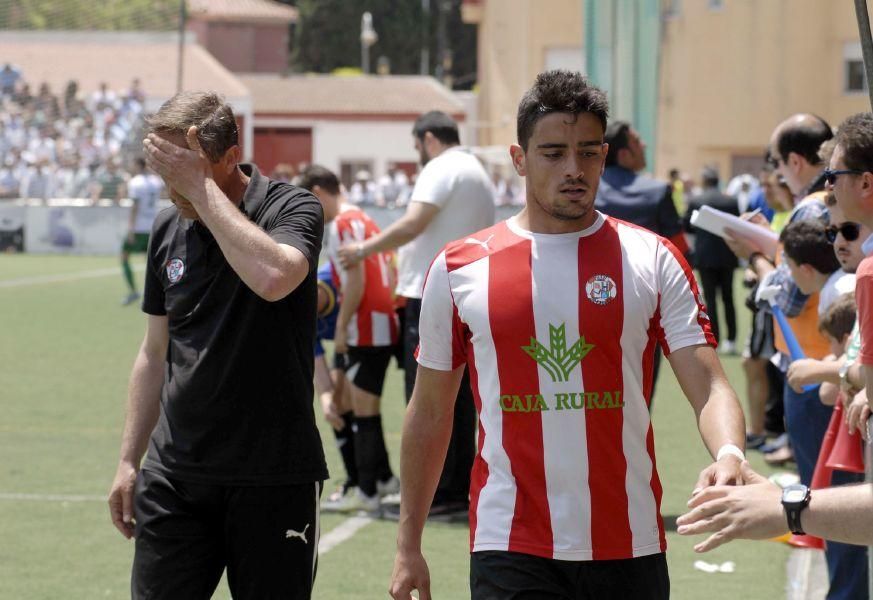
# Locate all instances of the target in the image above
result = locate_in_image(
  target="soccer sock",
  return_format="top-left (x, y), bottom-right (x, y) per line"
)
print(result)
top-left (353, 415), bottom-right (383, 497)
top-left (333, 411), bottom-right (358, 488)
top-left (121, 258), bottom-right (135, 292)
top-left (373, 414), bottom-right (394, 482)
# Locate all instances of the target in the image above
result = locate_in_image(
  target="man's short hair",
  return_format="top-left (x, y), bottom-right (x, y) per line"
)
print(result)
top-left (818, 292), bottom-right (856, 342)
top-left (297, 164), bottom-right (340, 196)
top-left (146, 91), bottom-right (238, 163)
top-left (604, 121), bottom-right (632, 166)
top-left (412, 111), bottom-right (460, 145)
top-left (774, 115), bottom-right (833, 166)
top-left (835, 112), bottom-right (873, 173)
top-left (779, 218), bottom-right (841, 275)
top-left (516, 70), bottom-right (609, 151)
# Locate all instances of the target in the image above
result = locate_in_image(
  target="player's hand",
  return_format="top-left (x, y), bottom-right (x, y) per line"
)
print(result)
top-left (143, 126), bottom-right (212, 207)
top-left (337, 243), bottom-right (363, 269)
top-left (108, 460), bottom-right (138, 539)
top-left (319, 392), bottom-right (344, 431)
top-left (787, 359), bottom-right (821, 393)
top-left (846, 391), bottom-right (871, 441)
top-left (389, 548), bottom-right (431, 600)
top-left (691, 454), bottom-right (743, 496)
top-left (334, 327), bottom-right (349, 355)
top-left (677, 461), bottom-right (786, 552)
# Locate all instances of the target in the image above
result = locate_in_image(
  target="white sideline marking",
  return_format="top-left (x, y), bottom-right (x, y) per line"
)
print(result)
top-left (318, 515), bottom-right (373, 555)
top-left (0, 492), bottom-right (105, 502)
top-left (0, 264), bottom-right (145, 289)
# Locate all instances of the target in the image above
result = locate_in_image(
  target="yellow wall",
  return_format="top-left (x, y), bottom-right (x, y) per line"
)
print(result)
top-left (466, 0), bottom-right (583, 147)
top-left (657, 0), bottom-right (872, 182)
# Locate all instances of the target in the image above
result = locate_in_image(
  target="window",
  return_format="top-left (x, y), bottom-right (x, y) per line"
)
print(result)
top-left (844, 42), bottom-right (867, 94)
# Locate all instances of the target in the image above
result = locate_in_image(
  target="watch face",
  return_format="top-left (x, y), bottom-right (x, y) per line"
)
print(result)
top-left (784, 489), bottom-right (806, 503)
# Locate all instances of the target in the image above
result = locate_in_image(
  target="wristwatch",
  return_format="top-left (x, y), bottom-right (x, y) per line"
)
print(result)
top-left (781, 484), bottom-right (811, 535)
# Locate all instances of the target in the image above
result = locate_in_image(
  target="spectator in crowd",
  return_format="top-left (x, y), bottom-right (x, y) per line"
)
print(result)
top-left (669, 167), bottom-right (685, 213)
top-left (0, 63), bottom-right (22, 96)
top-left (92, 159), bottom-right (127, 204)
top-left (683, 166), bottom-right (740, 353)
top-left (349, 170), bottom-right (377, 206)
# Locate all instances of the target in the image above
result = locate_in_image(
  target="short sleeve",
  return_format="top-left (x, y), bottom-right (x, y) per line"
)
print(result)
top-left (268, 189), bottom-right (324, 272)
top-left (415, 251), bottom-right (466, 371)
top-left (656, 239), bottom-right (716, 354)
top-left (855, 259), bottom-right (873, 365)
top-left (409, 160), bottom-right (451, 208)
top-left (142, 232), bottom-right (166, 316)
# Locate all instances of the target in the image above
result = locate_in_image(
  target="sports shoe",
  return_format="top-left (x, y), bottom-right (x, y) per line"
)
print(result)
top-left (121, 291), bottom-right (141, 306)
top-left (745, 432), bottom-right (768, 450)
top-left (321, 486), bottom-right (379, 514)
top-left (759, 432), bottom-right (789, 454)
top-left (377, 475), bottom-right (400, 497)
top-left (718, 340), bottom-right (738, 356)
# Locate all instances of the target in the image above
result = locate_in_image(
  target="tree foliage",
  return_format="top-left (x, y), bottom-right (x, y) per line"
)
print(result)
top-left (0, 0), bottom-right (180, 30)
top-left (285, 0), bottom-right (477, 89)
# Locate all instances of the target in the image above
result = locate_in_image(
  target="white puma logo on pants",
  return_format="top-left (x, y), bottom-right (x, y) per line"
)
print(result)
top-left (286, 523), bottom-right (310, 544)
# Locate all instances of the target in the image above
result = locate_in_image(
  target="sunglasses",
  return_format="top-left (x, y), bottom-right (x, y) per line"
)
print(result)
top-left (825, 222), bottom-right (861, 243)
top-left (823, 168), bottom-right (864, 185)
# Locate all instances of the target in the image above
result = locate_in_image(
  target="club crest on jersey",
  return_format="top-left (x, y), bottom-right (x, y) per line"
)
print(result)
top-left (585, 274), bottom-right (617, 306)
top-left (166, 257), bottom-right (185, 284)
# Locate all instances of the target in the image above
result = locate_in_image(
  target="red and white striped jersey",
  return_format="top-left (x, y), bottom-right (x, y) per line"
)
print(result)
top-left (326, 207), bottom-right (399, 347)
top-left (417, 212), bottom-right (715, 561)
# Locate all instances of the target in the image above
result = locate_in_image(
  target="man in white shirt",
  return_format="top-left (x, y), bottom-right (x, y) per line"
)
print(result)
top-left (121, 157), bottom-right (163, 306)
top-left (339, 111), bottom-right (495, 517)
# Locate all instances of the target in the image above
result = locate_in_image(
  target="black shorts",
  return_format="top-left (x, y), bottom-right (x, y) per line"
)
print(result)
top-left (470, 550), bottom-right (669, 600)
top-left (745, 306), bottom-right (776, 360)
top-left (132, 469), bottom-right (322, 600)
top-left (341, 345), bottom-right (393, 396)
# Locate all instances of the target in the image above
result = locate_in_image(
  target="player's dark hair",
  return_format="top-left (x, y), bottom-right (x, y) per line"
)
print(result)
top-left (835, 112), bottom-right (873, 174)
top-left (412, 111), bottom-right (460, 145)
top-left (818, 292), bottom-right (856, 342)
top-left (774, 115), bottom-right (833, 166)
top-left (604, 121), bottom-right (631, 166)
top-left (780, 218), bottom-right (841, 274)
top-left (297, 164), bottom-right (341, 196)
top-left (517, 69), bottom-right (609, 151)
top-left (146, 91), bottom-right (238, 163)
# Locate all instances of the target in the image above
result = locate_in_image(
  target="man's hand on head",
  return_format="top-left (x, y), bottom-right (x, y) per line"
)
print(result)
top-left (143, 126), bottom-right (213, 208)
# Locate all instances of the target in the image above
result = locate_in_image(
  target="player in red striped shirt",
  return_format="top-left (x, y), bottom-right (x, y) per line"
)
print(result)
top-left (300, 166), bottom-right (400, 513)
top-left (389, 70), bottom-right (746, 600)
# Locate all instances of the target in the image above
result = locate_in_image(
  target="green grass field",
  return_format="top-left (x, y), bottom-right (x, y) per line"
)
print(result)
top-left (0, 254), bottom-right (793, 599)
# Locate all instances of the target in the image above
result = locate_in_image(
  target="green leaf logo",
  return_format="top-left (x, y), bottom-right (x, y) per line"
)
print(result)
top-left (521, 323), bottom-right (595, 382)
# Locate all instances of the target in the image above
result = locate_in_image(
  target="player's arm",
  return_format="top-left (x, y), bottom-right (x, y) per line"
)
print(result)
top-left (108, 314), bottom-right (168, 539)
top-left (339, 201), bottom-right (439, 267)
top-left (390, 364), bottom-right (465, 600)
top-left (334, 263), bottom-right (365, 353)
top-left (678, 462), bottom-right (873, 551)
top-left (668, 344), bottom-right (746, 490)
top-left (144, 127), bottom-right (313, 302)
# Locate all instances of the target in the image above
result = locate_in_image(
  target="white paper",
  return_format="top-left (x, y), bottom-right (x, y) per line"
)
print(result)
top-left (690, 205), bottom-right (779, 257)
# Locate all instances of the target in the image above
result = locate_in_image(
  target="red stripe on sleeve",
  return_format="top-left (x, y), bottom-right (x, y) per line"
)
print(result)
top-left (579, 221), bottom-right (633, 559)
top-left (660, 238), bottom-right (717, 348)
top-left (488, 239), bottom-right (554, 554)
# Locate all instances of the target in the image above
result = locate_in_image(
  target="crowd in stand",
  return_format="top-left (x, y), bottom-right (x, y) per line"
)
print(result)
top-left (0, 63), bottom-right (146, 202)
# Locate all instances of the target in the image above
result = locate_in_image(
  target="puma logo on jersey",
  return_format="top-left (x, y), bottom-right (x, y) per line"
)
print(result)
top-left (464, 234), bottom-right (494, 251)
top-left (285, 523), bottom-right (310, 543)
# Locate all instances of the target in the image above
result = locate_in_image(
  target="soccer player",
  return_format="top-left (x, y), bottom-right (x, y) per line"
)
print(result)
top-left (121, 157), bottom-right (162, 306)
top-left (389, 70), bottom-right (746, 600)
top-left (107, 92), bottom-right (327, 599)
top-left (300, 165), bottom-right (399, 512)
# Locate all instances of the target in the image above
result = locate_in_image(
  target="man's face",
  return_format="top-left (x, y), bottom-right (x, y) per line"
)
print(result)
top-left (414, 136), bottom-right (430, 167)
top-left (784, 255), bottom-right (816, 295)
top-left (826, 199), bottom-right (868, 273)
top-left (623, 128), bottom-right (647, 172)
top-left (829, 144), bottom-right (868, 225)
top-left (510, 111), bottom-right (606, 228)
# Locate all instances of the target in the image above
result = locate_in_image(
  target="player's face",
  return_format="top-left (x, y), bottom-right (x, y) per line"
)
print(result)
top-left (511, 111), bottom-right (606, 231)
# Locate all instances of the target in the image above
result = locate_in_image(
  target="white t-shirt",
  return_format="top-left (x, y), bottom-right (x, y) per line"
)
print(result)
top-left (129, 173), bottom-right (163, 233)
top-left (818, 269), bottom-right (856, 316)
top-left (417, 212), bottom-right (714, 560)
top-left (396, 147), bottom-right (495, 298)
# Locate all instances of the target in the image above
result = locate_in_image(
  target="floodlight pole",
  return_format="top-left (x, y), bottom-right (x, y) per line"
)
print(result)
top-left (177, 0), bottom-right (187, 94)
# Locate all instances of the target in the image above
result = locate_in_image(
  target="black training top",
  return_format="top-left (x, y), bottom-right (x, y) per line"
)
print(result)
top-left (140, 164), bottom-right (328, 485)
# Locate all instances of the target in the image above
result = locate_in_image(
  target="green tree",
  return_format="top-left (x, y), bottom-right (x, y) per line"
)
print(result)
top-left (0, 0), bottom-right (179, 30)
